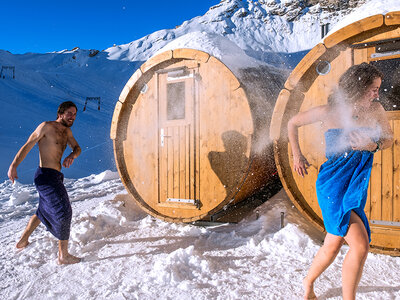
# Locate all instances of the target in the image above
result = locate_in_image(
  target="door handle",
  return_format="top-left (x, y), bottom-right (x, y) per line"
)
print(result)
top-left (160, 128), bottom-right (172, 147)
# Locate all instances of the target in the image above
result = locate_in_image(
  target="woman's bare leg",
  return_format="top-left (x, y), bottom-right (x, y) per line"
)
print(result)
top-left (342, 211), bottom-right (369, 300)
top-left (16, 215), bottom-right (41, 249)
top-left (303, 233), bottom-right (344, 299)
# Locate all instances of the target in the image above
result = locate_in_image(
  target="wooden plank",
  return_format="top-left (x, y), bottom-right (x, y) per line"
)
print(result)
top-left (190, 120), bottom-right (196, 200)
top-left (160, 131), bottom-right (168, 203)
top-left (110, 101), bottom-right (122, 140)
top-left (122, 76), bottom-right (159, 212)
top-left (173, 126), bottom-right (180, 198)
top-left (179, 126), bottom-right (186, 199)
top-left (370, 150), bottom-right (382, 221)
top-left (296, 88), bottom-right (320, 215)
top-left (157, 202), bottom-right (198, 210)
top-left (193, 73), bottom-right (199, 203)
top-left (324, 15), bottom-right (384, 49)
top-left (370, 225), bottom-right (400, 250)
top-left (384, 11), bottom-right (400, 26)
top-left (366, 176), bottom-right (371, 220)
top-left (167, 127), bottom-right (174, 199)
top-left (140, 50), bottom-right (173, 74)
top-left (119, 68), bottom-right (143, 103)
top-left (381, 120), bottom-right (394, 221)
top-left (185, 125), bottom-right (190, 199)
top-left (207, 56), bottom-right (241, 90)
top-left (284, 43), bottom-right (326, 91)
top-left (173, 48), bottom-right (210, 63)
top-left (158, 74), bottom-right (167, 203)
top-left (353, 48), bottom-right (368, 65)
top-left (351, 27), bottom-right (400, 49)
top-left (270, 89), bottom-right (291, 141)
top-left (367, 47), bottom-right (375, 62)
top-left (393, 120), bottom-right (400, 222)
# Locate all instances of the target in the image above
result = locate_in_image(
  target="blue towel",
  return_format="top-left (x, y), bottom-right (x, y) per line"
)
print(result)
top-left (34, 167), bottom-right (72, 240)
top-left (315, 128), bottom-right (378, 242)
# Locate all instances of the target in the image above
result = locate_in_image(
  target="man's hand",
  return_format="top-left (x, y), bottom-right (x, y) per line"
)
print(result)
top-left (62, 154), bottom-right (75, 168)
top-left (8, 165), bottom-right (18, 184)
top-left (293, 153), bottom-right (310, 177)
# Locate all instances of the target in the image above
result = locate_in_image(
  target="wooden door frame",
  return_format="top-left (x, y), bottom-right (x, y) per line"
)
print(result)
top-left (156, 66), bottom-right (200, 207)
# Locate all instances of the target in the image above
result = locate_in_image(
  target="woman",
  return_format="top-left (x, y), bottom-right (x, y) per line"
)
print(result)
top-left (287, 63), bottom-right (393, 300)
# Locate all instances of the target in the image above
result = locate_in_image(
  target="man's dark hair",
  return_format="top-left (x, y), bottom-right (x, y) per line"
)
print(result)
top-left (328, 62), bottom-right (384, 105)
top-left (57, 101), bottom-right (77, 117)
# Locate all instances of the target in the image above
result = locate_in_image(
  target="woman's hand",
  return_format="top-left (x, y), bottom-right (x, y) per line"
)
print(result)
top-left (293, 153), bottom-right (310, 177)
top-left (348, 130), bottom-right (377, 151)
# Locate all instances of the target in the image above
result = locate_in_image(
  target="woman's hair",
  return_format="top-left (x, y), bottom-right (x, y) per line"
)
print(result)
top-left (328, 62), bottom-right (384, 105)
top-left (57, 101), bottom-right (77, 117)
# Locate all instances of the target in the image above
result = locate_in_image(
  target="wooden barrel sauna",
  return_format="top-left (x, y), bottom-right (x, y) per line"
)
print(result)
top-left (111, 48), bottom-right (284, 223)
top-left (270, 11), bottom-right (400, 255)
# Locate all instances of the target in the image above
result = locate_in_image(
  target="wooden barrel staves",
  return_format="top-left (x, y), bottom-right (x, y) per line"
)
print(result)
top-left (111, 48), bottom-right (285, 223)
top-left (270, 11), bottom-right (400, 256)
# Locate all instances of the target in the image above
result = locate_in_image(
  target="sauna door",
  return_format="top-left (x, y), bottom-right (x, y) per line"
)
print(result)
top-left (157, 68), bottom-right (198, 207)
top-left (353, 40), bottom-right (400, 231)
top-left (367, 55), bottom-right (400, 228)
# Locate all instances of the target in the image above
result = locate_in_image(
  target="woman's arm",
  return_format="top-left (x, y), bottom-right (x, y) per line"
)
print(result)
top-left (375, 103), bottom-right (394, 150)
top-left (349, 103), bottom-right (394, 152)
top-left (288, 105), bottom-right (329, 177)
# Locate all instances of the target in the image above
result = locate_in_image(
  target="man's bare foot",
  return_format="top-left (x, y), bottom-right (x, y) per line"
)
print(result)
top-left (303, 277), bottom-right (317, 299)
top-left (16, 239), bottom-right (29, 250)
top-left (58, 254), bottom-right (81, 265)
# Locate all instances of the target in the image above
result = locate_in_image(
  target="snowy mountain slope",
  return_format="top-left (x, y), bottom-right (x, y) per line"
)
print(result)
top-left (105, 0), bottom-right (367, 63)
top-left (0, 49), bottom-right (141, 182)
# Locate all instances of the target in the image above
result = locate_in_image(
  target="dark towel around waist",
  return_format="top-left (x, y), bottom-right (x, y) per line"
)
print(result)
top-left (34, 167), bottom-right (72, 240)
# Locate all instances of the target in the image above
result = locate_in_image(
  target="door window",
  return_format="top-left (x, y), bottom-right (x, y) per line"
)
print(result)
top-left (371, 58), bottom-right (400, 111)
top-left (167, 82), bottom-right (185, 120)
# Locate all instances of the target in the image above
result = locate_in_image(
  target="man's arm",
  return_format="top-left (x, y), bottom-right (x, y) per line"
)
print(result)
top-left (8, 122), bottom-right (47, 183)
top-left (62, 129), bottom-right (81, 168)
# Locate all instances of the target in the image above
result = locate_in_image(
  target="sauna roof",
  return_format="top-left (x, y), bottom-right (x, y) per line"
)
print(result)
top-left (154, 31), bottom-right (265, 74)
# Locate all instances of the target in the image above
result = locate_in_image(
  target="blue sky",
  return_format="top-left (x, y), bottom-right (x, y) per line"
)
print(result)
top-left (0, 0), bottom-right (218, 54)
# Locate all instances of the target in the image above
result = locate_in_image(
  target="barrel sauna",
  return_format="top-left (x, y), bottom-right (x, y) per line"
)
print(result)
top-left (270, 11), bottom-right (400, 255)
top-left (111, 48), bottom-right (284, 223)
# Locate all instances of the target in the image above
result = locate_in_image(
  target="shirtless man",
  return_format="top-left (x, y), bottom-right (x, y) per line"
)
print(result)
top-left (8, 101), bottom-right (81, 265)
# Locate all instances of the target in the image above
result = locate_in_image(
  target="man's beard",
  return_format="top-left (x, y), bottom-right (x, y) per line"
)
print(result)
top-left (61, 118), bottom-right (73, 127)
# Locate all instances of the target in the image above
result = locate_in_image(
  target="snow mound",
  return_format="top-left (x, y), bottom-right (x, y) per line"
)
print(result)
top-left (91, 170), bottom-right (120, 184)
top-left (157, 31), bottom-right (263, 72)
top-left (150, 245), bottom-right (210, 288)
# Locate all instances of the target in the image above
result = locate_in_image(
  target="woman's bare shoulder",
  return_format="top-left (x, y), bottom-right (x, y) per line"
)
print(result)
top-left (370, 101), bottom-right (386, 112)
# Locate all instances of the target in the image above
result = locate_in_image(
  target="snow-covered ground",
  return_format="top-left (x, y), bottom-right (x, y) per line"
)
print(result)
top-left (1, 172), bottom-right (399, 300)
